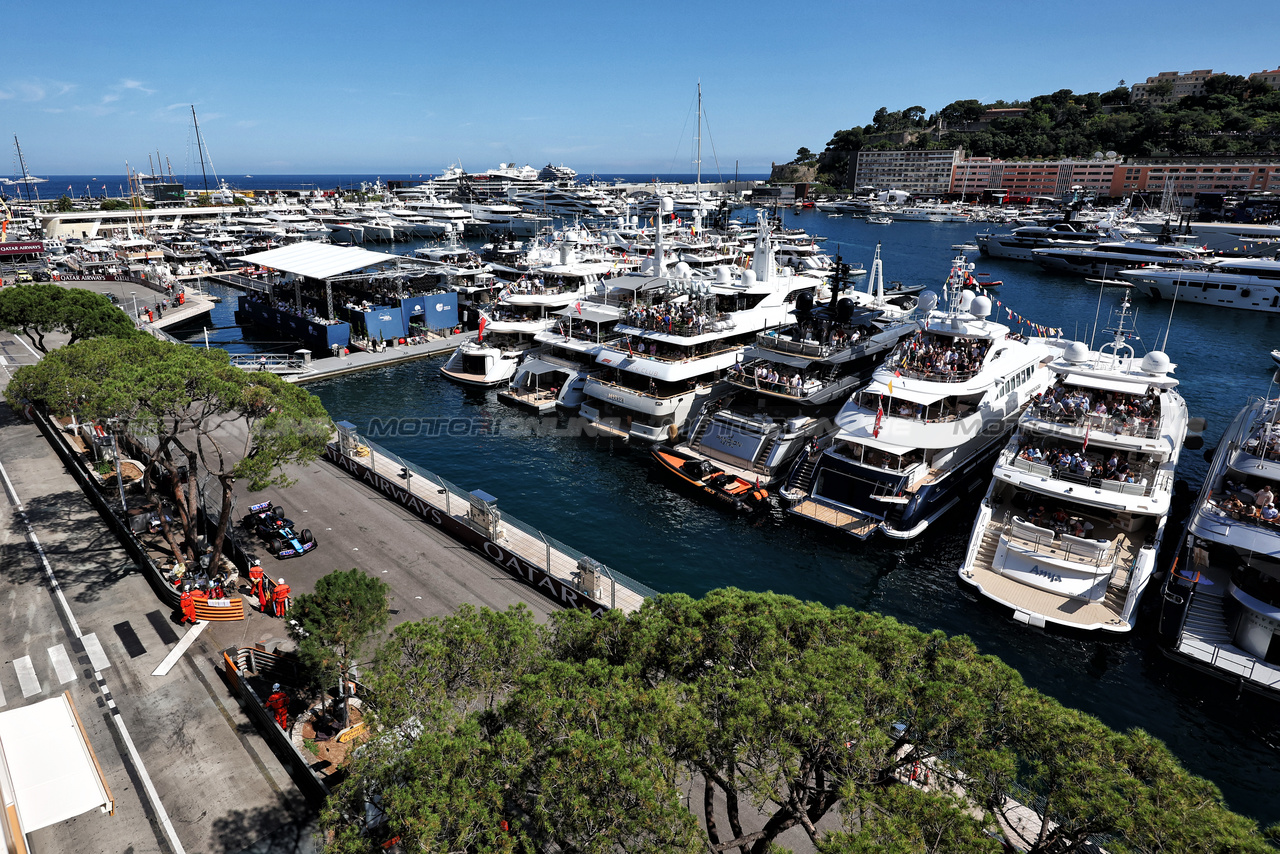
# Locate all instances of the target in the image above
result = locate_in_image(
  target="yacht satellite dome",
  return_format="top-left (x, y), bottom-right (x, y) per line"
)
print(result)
top-left (1064, 341), bottom-right (1090, 363)
top-left (970, 295), bottom-right (991, 318)
top-left (741, 269), bottom-right (756, 287)
top-left (641, 258), bottom-right (655, 274)
top-left (661, 196), bottom-right (674, 214)
top-left (715, 265), bottom-right (731, 285)
top-left (1141, 351), bottom-right (1172, 376)
top-left (917, 291), bottom-right (939, 314)
top-left (960, 288), bottom-right (975, 312)
top-left (674, 261), bottom-right (692, 279)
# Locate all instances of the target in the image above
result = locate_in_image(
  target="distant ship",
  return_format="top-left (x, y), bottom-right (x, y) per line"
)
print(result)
top-left (538, 163), bottom-right (577, 182)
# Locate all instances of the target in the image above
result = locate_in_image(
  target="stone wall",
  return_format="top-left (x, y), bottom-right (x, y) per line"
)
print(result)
top-left (769, 162), bottom-right (817, 184)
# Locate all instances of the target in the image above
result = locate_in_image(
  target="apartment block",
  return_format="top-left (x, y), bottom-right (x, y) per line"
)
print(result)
top-left (852, 149), bottom-right (962, 196)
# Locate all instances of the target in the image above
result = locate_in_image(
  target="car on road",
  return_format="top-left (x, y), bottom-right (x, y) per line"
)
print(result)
top-left (241, 501), bottom-right (317, 559)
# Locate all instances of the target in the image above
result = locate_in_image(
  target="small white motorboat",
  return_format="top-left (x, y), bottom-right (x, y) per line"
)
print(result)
top-left (951, 243), bottom-right (980, 252)
top-left (1270, 348), bottom-right (1280, 369)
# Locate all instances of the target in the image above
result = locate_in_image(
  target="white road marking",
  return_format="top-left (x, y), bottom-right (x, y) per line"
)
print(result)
top-left (0, 672), bottom-right (6, 707)
top-left (0, 354), bottom-right (7, 365)
top-left (151, 621), bottom-right (208, 677)
top-left (6, 333), bottom-right (38, 359)
top-left (0, 456), bottom-right (187, 854)
top-left (81, 632), bottom-right (111, 671)
top-left (14, 656), bottom-right (41, 697)
top-left (48, 644), bottom-right (76, 684)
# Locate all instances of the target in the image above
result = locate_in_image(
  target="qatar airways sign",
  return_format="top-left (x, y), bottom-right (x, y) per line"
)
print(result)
top-left (0, 242), bottom-right (44, 255)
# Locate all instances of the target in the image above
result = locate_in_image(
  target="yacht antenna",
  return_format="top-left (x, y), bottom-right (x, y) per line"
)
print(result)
top-left (191, 106), bottom-right (210, 192)
top-left (1088, 277), bottom-right (1104, 349)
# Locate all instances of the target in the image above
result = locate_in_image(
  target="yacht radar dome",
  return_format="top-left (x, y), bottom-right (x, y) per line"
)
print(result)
top-left (960, 288), bottom-right (975, 312)
top-left (1064, 341), bottom-right (1090, 363)
top-left (970, 295), bottom-right (991, 318)
top-left (917, 291), bottom-right (939, 314)
top-left (741, 269), bottom-right (756, 288)
top-left (715, 265), bottom-right (731, 285)
top-left (1140, 351), bottom-right (1172, 376)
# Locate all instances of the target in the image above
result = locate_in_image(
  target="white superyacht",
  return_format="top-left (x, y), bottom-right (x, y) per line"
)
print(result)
top-left (785, 256), bottom-right (1058, 540)
top-left (959, 295), bottom-right (1187, 631)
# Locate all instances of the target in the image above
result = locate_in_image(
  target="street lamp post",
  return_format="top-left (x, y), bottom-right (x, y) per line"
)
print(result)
top-left (130, 291), bottom-right (139, 322)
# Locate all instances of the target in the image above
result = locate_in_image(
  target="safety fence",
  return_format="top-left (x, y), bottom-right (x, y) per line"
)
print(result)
top-left (327, 423), bottom-right (657, 614)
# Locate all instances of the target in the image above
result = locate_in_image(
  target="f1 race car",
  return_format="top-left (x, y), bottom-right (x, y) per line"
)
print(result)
top-left (241, 501), bottom-right (317, 559)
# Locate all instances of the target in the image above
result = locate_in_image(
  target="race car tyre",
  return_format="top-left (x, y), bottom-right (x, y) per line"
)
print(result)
top-left (299, 529), bottom-right (314, 544)
top-left (266, 540), bottom-right (279, 555)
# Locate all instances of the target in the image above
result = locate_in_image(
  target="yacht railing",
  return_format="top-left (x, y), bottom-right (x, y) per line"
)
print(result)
top-left (754, 331), bottom-right (836, 358)
top-left (616, 340), bottom-right (742, 364)
top-left (1027, 406), bottom-right (1161, 440)
top-left (1000, 516), bottom-right (1114, 569)
top-left (887, 357), bottom-right (982, 383)
top-left (587, 377), bottom-right (690, 401)
top-left (1004, 453), bottom-right (1160, 497)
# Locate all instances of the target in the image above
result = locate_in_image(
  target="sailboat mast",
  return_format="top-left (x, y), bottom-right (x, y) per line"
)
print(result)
top-left (192, 105), bottom-right (210, 192)
top-left (13, 135), bottom-right (32, 202)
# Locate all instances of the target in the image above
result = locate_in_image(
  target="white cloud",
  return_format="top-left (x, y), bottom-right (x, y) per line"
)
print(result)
top-left (2, 78), bottom-right (77, 102)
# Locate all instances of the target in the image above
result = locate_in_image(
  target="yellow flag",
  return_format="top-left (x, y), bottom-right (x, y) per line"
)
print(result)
top-left (888, 380), bottom-right (894, 394)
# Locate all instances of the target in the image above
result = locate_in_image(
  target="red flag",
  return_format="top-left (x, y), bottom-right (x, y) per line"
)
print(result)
top-left (575, 301), bottom-right (583, 315)
top-left (1083, 422), bottom-right (1090, 451)
top-left (478, 315), bottom-right (487, 342)
top-left (625, 336), bottom-right (634, 357)
top-left (873, 397), bottom-right (884, 439)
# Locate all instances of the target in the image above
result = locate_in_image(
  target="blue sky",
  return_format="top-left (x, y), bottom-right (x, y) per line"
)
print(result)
top-left (4, 0), bottom-right (1276, 176)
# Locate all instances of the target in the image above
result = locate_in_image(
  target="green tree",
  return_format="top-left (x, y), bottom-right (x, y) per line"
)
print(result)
top-left (4, 336), bottom-right (331, 564)
top-left (327, 591), bottom-right (1272, 854)
top-left (1101, 85), bottom-right (1131, 106)
top-left (289, 568), bottom-right (390, 726)
top-left (791, 146), bottom-right (816, 164)
top-left (55, 194), bottom-right (74, 212)
top-left (0, 283), bottom-right (136, 353)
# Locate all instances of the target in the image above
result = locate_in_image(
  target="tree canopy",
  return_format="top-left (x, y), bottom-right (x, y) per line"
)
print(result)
top-left (0, 283), bottom-right (137, 353)
top-left (4, 335), bottom-right (331, 565)
top-left (290, 568), bottom-right (390, 725)
top-left (808, 74), bottom-right (1280, 187)
top-left (321, 590), bottom-right (1271, 854)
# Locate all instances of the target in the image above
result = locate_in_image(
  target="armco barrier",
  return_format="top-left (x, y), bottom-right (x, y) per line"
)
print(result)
top-left (32, 410), bottom-right (180, 609)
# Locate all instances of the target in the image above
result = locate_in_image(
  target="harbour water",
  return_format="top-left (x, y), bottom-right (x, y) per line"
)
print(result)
top-left (173, 209), bottom-right (1280, 824)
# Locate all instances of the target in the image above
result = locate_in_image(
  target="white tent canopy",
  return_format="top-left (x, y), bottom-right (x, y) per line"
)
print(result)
top-left (0, 694), bottom-right (113, 842)
top-left (238, 243), bottom-right (408, 280)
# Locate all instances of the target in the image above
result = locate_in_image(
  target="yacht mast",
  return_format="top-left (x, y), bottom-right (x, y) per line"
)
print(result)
top-left (695, 82), bottom-right (702, 198)
top-left (192, 105), bottom-right (210, 192)
top-left (13, 135), bottom-right (34, 202)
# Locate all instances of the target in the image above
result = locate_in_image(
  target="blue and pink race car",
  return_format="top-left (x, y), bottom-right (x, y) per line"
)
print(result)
top-left (241, 501), bottom-right (318, 559)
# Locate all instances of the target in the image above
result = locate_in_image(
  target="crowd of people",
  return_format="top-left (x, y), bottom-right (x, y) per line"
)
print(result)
top-left (731, 362), bottom-right (809, 396)
top-left (1218, 481), bottom-right (1280, 523)
top-left (767, 319), bottom-right (871, 352)
top-left (624, 299), bottom-right (718, 335)
top-left (1024, 504), bottom-right (1095, 540)
top-left (1017, 442), bottom-right (1141, 484)
top-left (895, 332), bottom-right (990, 379)
top-left (1034, 381), bottom-right (1160, 434)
